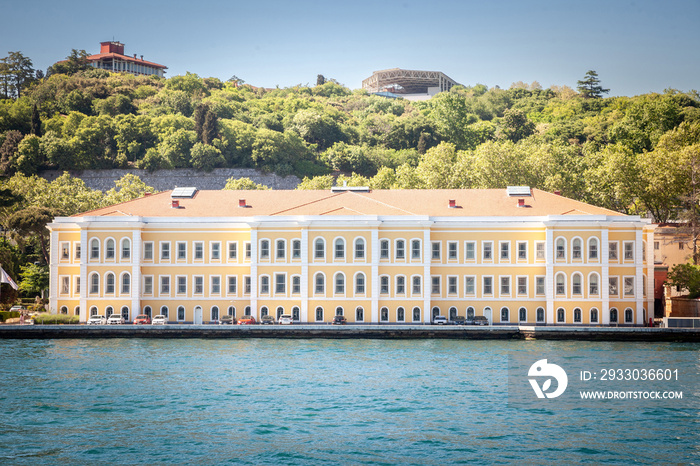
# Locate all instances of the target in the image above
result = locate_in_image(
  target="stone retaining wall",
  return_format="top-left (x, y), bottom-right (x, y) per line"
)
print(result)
top-left (39, 168), bottom-right (301, 192)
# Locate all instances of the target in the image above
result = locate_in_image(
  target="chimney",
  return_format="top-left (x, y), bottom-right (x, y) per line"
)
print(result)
top-left (448, 199), bottom-right (456, 208)
top-left (554, 190), bottom-right (561, 196)
top-left (133, 53), bottom-right (137, 58)
top-left (140, 55), bottom-right (144, 60)
top-left (517, 198), bottom-right (525, 207)
top-left (171, 200), bottom-right (179, 208)
top-left (239, 199), bottom-right (247, 208)
top-left (144, 192), bottom-right (152, 197)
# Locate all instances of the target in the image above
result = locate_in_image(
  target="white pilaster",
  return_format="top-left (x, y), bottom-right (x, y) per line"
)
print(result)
top-left (300, 225), bottom-right (309, 323)
top-left (49, 230), bottom-right (59, 314)
top-left (545, 225), bottom-right (554, 324)
top-left (635, 228), bottom-right (644, 325)
top-left (371, 226), bottom-right (380, 323)
top-left (423, 224), bottom-right (432, 323)
top-left (601, 229), bottom-right (610, 325)
top-left (132, 228), bottom-right (142, 316)
top-left (249, 225), bottom-right (258, 319)
top-left (79, 229), bottom-right (87, 322)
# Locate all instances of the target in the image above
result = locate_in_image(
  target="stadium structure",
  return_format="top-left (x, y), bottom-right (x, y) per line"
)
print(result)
top-left (361, 68), bottom-right (459, 100)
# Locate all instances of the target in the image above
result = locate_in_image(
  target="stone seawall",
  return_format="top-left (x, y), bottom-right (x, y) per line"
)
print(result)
top-left (39, 168), bottom-right (301, 192)
top-left (2, 325), bottom-right (699, 341)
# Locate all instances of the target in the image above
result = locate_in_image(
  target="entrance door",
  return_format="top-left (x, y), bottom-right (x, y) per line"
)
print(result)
top-left (483, 307), bottom-right (492, 325)
top-left (194, 306), bottom-right (203, 324)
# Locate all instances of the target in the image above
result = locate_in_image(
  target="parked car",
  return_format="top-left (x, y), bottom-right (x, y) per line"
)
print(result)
top-left (260, 315), bottom-right (275, 325)
top-left (238, 315), bottom-right (256, 325)
top-left (332, 315), bottom-right (347, 325)
top-left (473, 316), bottom-right (489, 326)
top-left (151, 315), bottom-right (168, 325)
top-left (9, 305), bottom-right (27, 313)
top-left (219, 315), bottom-right (236, 325)
top-left (432, 315), bottom-right (448, 325)
top-left (87, 315), bottom-right (106, 325)
top-left (133, 314), bottom-right (152, 325)
top-left (452, 316), bottom-right (466, 325)
top-left (278, 314), bottom-right (293, 325)
top-left (107, 314), bottom-right (125, 325)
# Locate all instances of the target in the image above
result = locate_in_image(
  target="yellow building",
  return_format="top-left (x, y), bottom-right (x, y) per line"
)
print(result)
top-left (48, 187), bottom-right (655, 326)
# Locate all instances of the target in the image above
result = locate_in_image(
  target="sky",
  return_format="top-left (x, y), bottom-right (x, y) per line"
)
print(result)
top-left (2, 0), bottom-right (699, 97)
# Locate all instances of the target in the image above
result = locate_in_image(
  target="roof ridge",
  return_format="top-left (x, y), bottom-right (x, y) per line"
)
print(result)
top-left (270, 192), bottom-right (344, 215)
top-left (350, 191), bottom-right (419, 215)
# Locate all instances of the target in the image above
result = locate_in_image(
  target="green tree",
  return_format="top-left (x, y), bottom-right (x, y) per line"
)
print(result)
top-left (7, 206), bottom-right (57, 264)
top-left (316, 74), bottom-right (326, 86)
top-left (0, 51), bottom-right (35, 98)
top-left (190, 142), bottom-right (224, 171)
top-left (577, 70), bottom-right (609, 99)
top-left (223, 177), bottom-right (270, 190)
top-left (30, 104), bottom-right (41, 137)
top-left (497, 108), bottom-right (536, 143)
top-left (14, 134), bottom-right (41, 175)
top-left (47, 49), bottom-right (91, 75)
top-left (666, 263), bottom-right (700, 297)
top-left (102, 174), bottom-right (157, 206)
top-left (18, 263), bottom-right (49, 296)
top-left (295, 174), bottom-right (335, 190)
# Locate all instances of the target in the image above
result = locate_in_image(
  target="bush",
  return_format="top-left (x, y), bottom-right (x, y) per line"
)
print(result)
top-left (0, 311), bottom-right (20, 322)
top-left (32, 313), bottom-right (80, 325)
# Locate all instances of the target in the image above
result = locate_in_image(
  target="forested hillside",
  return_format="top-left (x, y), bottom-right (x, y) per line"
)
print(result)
top-left (1, 55), bottom-right (700, 303)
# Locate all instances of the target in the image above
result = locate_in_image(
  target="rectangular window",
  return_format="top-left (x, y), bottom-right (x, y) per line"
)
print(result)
top-left (609, 277), bottom-right (619, 296)
top-left (194, 276), bottom-right (204, 294)
top-left (412, 276), bottom-right (420, 294)
top-left (380, 240), bottom-right (389, 259)
top-left (483, 242), bottom-right (493, 260)
top-left (500, 276), bottom-right (510, 295)
top-left (177, 242), bottom-right (187, 260)
top-left (500, 242), bottom-right (510, 260)
top-left (160, 276), bottom-right (170, 294)
top-left (465, 276), bottom-right (475, 295)
top-left (160, 242), bottom-right (170, 261)
top-left (609, 242), bottom-right (618, 260)
top-left (432, 242), bottom-right (441, 260)
top-left (211, 242), bottom-right (221, 260)
top-left (292, 240), bottom-right (301, 259)
top-left (654, 241), bottom-right (659, 250)
top-left (228, 242), bottom-right (237, 260)
top-left (143, 242), bottom-right (153, 260)
top-left (245, 242), bottom-right (251, 259)
top-left (465, 241), bottom-right (476, 260)
top-left (535, 241), bottom-right (545, 260)
top-left (624, 277), bottom-right (634, 296)
top-left (536, 276), bottom-right (545, 296)
top-left (447, 241), bottom-right (458, 260)
top-left (517, 276), bottom-right (527, 296)
top-left (275, 273), bottom-right (286, 294)
top-left (292, 276), bottom-right (301, 294)
top-left (276, 240), bottom-right (285, 260)
top-left (194, 242), bottom-right (204, 260)
top-left (447, 276), bottom-right (458, 295)
top-left (380, 276), bottom-right (389, 294)
top-left (623, 242), bottom-right (634, 261)
top-left (244, 276), bottom-right (251, 294)
top-left (211, 276), bottom-right (221, 294)
top-left (60, 242), bottom-right (70, 260)
top-left (483, 276), bottom-right (493, 295)
top-left (228, 276), bottom-right (237, 294)
top-left (589, 240), bottom-right (598, 260)
top-left (60, 276), bottom-right (69, 294)
top-left (260, 276), bottom-right (270, 294)
top-left (430, 276), bottom-right (440, 295)
top-left (144, 276), bottom-right (153, 295)
top-left (74, 243), bottom-right (81, 260)
top-left (177, 276), bottom-right (187, 294)
top-left (411, 240), bottom-right (421, 259)
top-left (517, 242), bottom-right (527, 260)
top-left (396, 276), bottom-right (405, 294)
top-left (75, 277), bottom-right (80, 294)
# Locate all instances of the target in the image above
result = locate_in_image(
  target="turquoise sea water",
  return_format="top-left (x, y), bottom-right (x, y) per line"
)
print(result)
top-left (0, 338), bottom-right (698, 465)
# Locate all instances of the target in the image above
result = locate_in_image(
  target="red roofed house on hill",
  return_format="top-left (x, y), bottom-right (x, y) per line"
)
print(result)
top-left (86, 41), bottom-right (167, 77)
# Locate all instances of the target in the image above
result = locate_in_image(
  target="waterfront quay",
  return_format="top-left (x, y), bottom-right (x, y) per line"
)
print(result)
top-left (2, 324), bottom-right (699, 341)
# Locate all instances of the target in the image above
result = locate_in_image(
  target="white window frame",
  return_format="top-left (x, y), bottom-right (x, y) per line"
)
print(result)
top-left (516, 276), bottom-right (528, 296)
top-left (465, 275), bottom-right (476, 295)
top-left (499, 275), bottom-right (511, 297)
top-left (535, 241), bottom-right (545, 261)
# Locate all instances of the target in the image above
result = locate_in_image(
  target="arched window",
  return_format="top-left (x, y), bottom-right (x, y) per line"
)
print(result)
top-left (90, 306), bottom-right (98, 316)
top-left (227, 306), bottom-right (236, 317)
top-left (501, 307), bottom-right (509, 322)
top-left (572, 273), bottom-right (582, 295)
top-left (334, 238), bottom-right (345, 260)
top-left (624, 308), bottom-right (633, 323)
top-left (177, 306), bottom-right (185, 321)
top-left (412, 275), bottom-right (421, 295)
top-left (292, 306), bottom-right (300, 321)
top-left (74, 306), bottom-right (80, 316)
top-left (431, 307), bottom-right (440, 319)
top-left (573, 308), bottom-right (582, 323)
top-left (536, 307), bottom-right (545, 323)
top-left (589, 273), bottom-right (600, 296)
top-left (105, 238), bottom-right (115, 259)
top-left (557, 308), bottom-right (565, 323)
top-left (260, 276), bottom-right (270, 294)
top-left (335, 306), bottom-right (344, 316)
top-left (276, 306), bottom-right (284, 319)
top-left (105, 272), bottom-right (115, 294)
top-left (395, 276), bottom-right (406, 295)
top-left (397, 307), bottom-right (405, 322)
top-left (90, 238), bottom-right (100, 259)
top-left (519, 307), bottom-right (527, 322)
top-left (60, 306), bottom-right (68, 314)
top-left (411, 239), bottom-right (421, 259)
top-left (143, 306), bottom-right (152, 318)
top-left (555, 273), bottom-right (566, 296)
top-left (466, 307), bottom-right (475, 320)
top-left (449, 307), bottom-right (458, 320)
top-left (355, 273), bottom-right (365, 294)
top-left (260, 239), bottom-right (270, 259)
top-left (314, 273), bottom-right (325, 294)
top-left (244, 306), bottom-right (251, 315)
top-left (276, 239), bottom-right (286, 260)
top-left (160, 306), bottom-right (169, 318)
top-left (334, 273), bottom-right (345, 294)
top-left (314, 238), bottom-right (325, 259)
top-left (121, 306), bottom-right (129, 320)
top-left (413, 307), bottom-right (421, 322)
top-left (120, 273), bottom-right (131, 294)
top-left (590, 308), bottom-right (599, 323)
top-left (315, 306), bottom-right (324, 322)
top-left (355, 307), bottom-right (364, 322)
top-left (380, 307), bottom-right (389, 322)
top-left (572, 238), bottom-right (582, 259)
top-left (260, 306), bottom-right (269, 317)
top-left (105, 306), bottom-right (114, 317)
top-left (395, 239), bottom-right (405, 259)
top-left (610, 308), bottom-right (618, 323)
top-left (380, 239), bottom-right (390, 259)
top-left (588, 237), bottom-right (599, 260)
top-left (354, 238), bottom-right (365, 259)
top-left (556, 238), bottom-right (566, 259)
top-left (121, 238), bottom-right (131, 259)
top-left (211, 306), bottom-right (219, 321)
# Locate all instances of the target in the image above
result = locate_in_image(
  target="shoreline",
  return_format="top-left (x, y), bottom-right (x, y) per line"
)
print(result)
top-left (1, 325), bottom-right (699, 342)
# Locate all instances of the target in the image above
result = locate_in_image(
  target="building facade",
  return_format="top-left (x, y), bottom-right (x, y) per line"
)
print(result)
top-left (48, 188), bottom-right (654, 326)
top-left (86, 41), bottom-right (167, 77)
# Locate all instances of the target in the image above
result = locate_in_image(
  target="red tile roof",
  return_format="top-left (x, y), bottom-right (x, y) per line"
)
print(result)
top-left (87, 52), bottom-right (167, 69)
